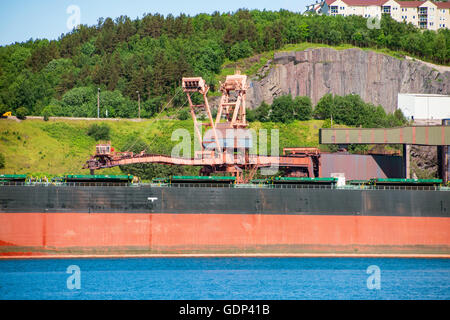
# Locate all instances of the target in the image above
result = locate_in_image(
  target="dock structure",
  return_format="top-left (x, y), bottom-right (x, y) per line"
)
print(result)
top-left (319, 122), bottom-right (450, 183)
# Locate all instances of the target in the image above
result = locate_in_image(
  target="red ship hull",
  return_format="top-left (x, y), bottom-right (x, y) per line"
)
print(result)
top-left (1, 213), bottom-right (449, 256)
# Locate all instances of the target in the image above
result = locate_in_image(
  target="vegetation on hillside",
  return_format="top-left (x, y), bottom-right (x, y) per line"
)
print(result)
top-left (313, 94), bottom-right (407, 128)
top-left (0, 118), bottom-right (325, 178)
top-left (0, 153), bottom-right (5, 169)
top-left (0, 10), bottom-right (449, 119)
top-left (248, 93), bottom-right (407, 128)
top-left (246, 93), bottom-right (408, 155)
top-left (87, 123), bottom-right (111, 141)
top-left (0, 90), bottom-right (409, 179)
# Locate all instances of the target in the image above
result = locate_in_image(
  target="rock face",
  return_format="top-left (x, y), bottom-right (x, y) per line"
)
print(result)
top-left (247, 47), bottom-right (450, 112)
top-left (410, 145), bottom-right (439, 179)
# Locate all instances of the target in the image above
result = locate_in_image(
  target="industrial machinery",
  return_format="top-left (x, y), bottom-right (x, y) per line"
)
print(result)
top-left (84, 73), bottom-right (321, 183)
top-left (1, 111), bottom-right (11, 118)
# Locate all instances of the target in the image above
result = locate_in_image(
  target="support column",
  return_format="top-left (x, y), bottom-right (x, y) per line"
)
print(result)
top-left (446, 146), bottom-right (450, 185)
top-left (441, 119), bottom-right (449, 185)
top-left (403, 144), bottom-right (411, 179)
top-left (439, 145), bottom-right (449, 185)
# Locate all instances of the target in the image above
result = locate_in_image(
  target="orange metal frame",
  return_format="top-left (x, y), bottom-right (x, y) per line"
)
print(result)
top-left (84, 73), bottom-right (321, 182)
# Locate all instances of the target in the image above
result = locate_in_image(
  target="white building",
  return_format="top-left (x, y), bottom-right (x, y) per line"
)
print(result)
top-left (305, 1), bottom-right (329, 14)
top-left (398, 93), bottom-right (450, 120)
top-left (305, 0), bottom-right (450, 30)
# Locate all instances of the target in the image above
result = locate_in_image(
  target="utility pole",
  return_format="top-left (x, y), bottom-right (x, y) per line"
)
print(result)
top-left (136, 91), bottom-right (141, 119)
top-left (97, 88), bottom-right (100, 119)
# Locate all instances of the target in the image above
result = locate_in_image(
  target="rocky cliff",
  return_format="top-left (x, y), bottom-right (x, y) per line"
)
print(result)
top-left (246, 47), bottom-right (450, 112)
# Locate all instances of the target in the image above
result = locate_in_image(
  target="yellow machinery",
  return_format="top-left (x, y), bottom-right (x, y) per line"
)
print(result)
top-left (1, 111), bottom-right (12, 118)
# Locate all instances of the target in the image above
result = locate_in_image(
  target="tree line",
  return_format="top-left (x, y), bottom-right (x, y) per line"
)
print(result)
top-left (248, 93), bottom-right (408, 128)
top-left (0, 9), bottom-right (448, 118)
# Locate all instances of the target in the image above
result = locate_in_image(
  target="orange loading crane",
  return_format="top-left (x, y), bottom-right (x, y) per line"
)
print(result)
top-left (84, 73), bottom-right (321, 183)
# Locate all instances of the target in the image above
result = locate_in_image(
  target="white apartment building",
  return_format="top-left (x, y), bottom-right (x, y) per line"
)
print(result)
top-left (309, 0), bottom-right (450, 30)
top-left (327, 0), bottom-right (383, 19)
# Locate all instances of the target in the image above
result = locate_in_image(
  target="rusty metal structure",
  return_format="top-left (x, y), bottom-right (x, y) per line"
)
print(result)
top-left (320, 126), bottom-right (450, 146)
top-left (320, 123), bottom-right (450, 183)
top-left (84, 73), bottom-right (321, 183)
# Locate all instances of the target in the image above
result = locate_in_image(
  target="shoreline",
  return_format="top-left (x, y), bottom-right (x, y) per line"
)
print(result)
top-left (1, 253), bottom-right (450, 260)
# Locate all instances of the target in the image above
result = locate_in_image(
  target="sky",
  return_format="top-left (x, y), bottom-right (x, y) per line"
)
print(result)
top-left (0, 0), bottom-right (310, 46)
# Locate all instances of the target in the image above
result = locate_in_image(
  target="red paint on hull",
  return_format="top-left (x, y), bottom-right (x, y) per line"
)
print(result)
top-left (0, 213), bottom-right (449, 254)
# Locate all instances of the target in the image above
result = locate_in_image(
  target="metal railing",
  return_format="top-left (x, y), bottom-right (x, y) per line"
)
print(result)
top-left (169, 183), bottom-right (234, 188)
top-left (0, 181), bottom-right (448, 191)
top-left (343, 185), bottom-right (444, 191)
top-left (0, 182), bottom-right (131, 187)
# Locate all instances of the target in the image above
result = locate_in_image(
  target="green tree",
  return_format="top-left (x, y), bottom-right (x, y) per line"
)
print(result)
top-left (254, 102), bottom-right (271, 122)
top-left (16, 107), bottom-right (28, 120)
top-left (313, 94), bottom-right (335, 120)
top-left (42, 108), bottom-right (50, 121)
top-left (246, 108), bottom-right (256, 122)
top-left (293, 96), bottom-right (313, 121)
top-left (0, 153), bottom-right (5, 169)
top-left (0, 103), bottom-right (8, 115)
top-left (267, 95), bottom-right (313, 123)
top-left (269, 95), bottom-right (294, 123)
top-left (194, 40), bottom-right (225, 75)
top-left (42, 103), bottom-right (66, 117)
top-left (327, 30), bottom-right (342, 45)
top-left (352, 30), bottom-right (366, 46)
top-left (297, 22), bottom-right (310, 42)
top-left (314, 93), bottom-right (407, 128)
top-left (62, 86), bottom-right (96, 117)
top-left (229, 40), bottom-right (253, 61)
top-left (177, 108), bottom-right (190, 120)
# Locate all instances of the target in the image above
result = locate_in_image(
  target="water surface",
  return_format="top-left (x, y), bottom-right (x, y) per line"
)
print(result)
top-left (0, 258), bottom-right (449, 300)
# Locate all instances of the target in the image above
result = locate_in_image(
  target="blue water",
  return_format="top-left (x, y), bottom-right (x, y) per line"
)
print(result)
top-left (0, 258), bottom-right (449, 300)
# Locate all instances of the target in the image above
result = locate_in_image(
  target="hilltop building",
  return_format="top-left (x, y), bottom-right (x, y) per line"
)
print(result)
top-left (305, 1), bottom-right (330, 14)
top-left (304, 0), bottom-right (450, 30)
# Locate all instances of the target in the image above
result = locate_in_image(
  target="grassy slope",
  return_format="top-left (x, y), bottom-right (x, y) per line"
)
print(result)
top-left (0, 118), bottom-right (325, 176)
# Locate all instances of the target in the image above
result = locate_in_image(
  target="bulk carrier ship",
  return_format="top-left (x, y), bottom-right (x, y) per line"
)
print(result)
top-left (1, 73), bottom-right (449, 257)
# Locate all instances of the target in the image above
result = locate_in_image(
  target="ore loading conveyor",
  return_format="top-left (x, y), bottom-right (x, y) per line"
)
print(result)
top-left (84, 72), bottom-right (321, 183)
